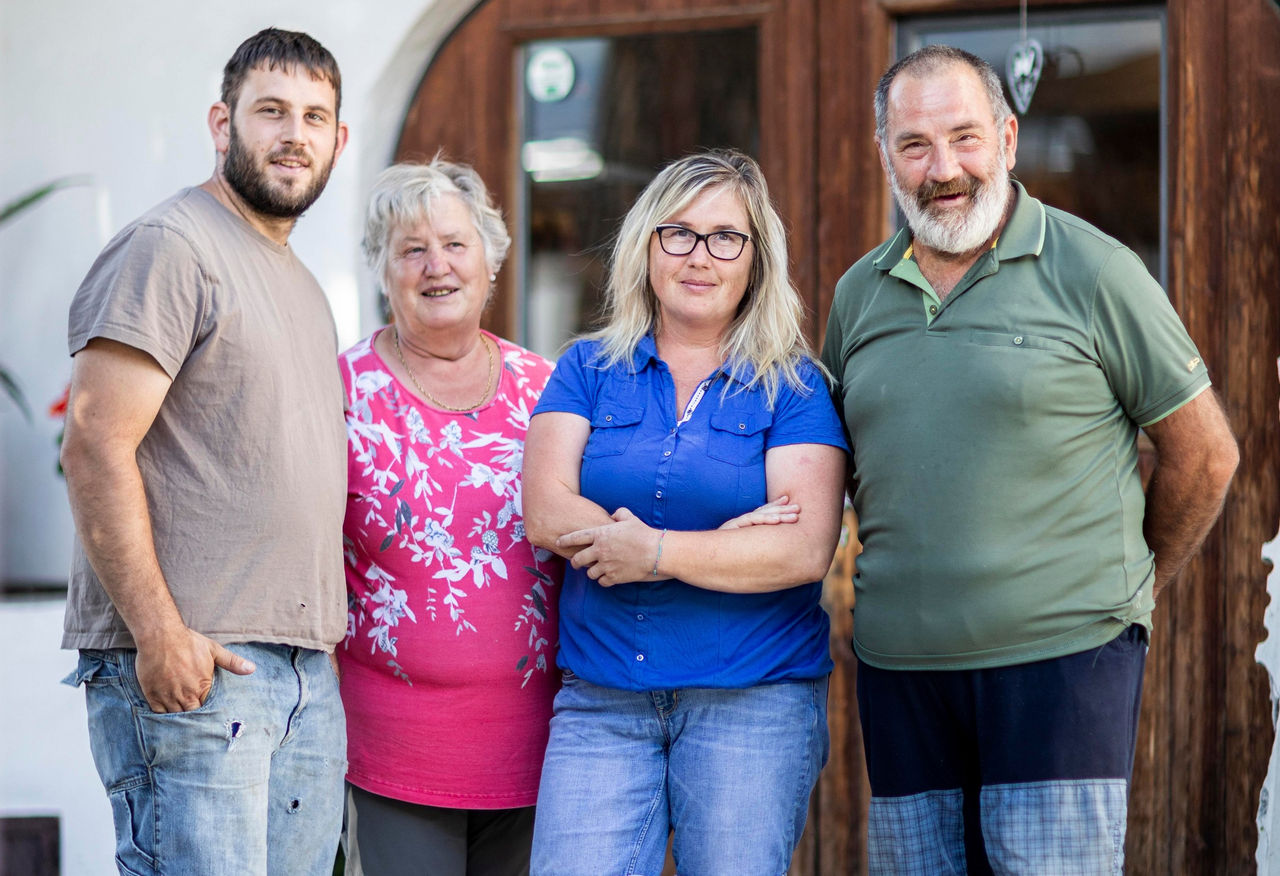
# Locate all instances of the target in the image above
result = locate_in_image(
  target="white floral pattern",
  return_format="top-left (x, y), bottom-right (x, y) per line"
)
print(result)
top-left (339, 331), bottom-right (560, 688)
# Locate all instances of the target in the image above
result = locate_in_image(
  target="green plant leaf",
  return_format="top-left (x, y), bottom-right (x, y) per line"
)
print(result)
top-left (1, 176), bottom-right (90, 422)
top-left (0, 368), bottom-right (33, 421)
top-left (1, 176), bottom-right (89, 225)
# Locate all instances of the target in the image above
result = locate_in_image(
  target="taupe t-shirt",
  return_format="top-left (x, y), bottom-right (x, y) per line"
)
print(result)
top-left (63, 187), bottom-right (347, 651)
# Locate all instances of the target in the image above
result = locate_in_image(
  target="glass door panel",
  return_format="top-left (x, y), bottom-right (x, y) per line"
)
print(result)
top-left (899, 8), bottom-right (1165, 280)
top-left (518, 29), bottom-right (758, 359)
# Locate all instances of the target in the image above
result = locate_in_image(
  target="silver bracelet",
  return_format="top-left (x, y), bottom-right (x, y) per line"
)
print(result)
top-left (650, 529), bottom-right (666, 577)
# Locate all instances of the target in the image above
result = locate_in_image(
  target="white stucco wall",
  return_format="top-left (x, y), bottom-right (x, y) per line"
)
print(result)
top-left (0, 0), bottom-right (479, 868)
top-left (1256, 359), bottom-right (1280, 874)
top-left (0, 0), bottom-right (485, 584)
top-left (1259, 525), bottom-right (1280, 871)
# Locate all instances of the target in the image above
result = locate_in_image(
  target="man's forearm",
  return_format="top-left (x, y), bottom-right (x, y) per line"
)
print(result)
top-left (61, 340), bottom-right (254, 711)
top-left (1143, 462), bottom-right (1233, 596)
top-left (1141, 391), bottom-right (1239, 596)
top-left (63, 442), bottom-right (185, 645)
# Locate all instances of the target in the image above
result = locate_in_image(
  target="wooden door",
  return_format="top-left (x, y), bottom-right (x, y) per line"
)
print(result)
top-left (395, 2), bottom-right (877, 872)
top-left (393, 0), bottom-right (860, 351)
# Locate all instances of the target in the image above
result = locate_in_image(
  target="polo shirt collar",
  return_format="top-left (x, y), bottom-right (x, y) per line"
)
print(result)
top-left (994, 180), bottom-right (1046, 260)
top-left (871, 226), bottom-right (914, 272)
top-left (871, 179), bottom-right (1046, 274)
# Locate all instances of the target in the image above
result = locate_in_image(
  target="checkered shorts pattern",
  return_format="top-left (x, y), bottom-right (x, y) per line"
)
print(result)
top-left (867, 779), bottom-right (1128, 875)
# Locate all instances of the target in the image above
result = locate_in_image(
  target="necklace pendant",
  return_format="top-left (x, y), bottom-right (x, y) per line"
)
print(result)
top-left (393, 329), bottom-right (496, 412)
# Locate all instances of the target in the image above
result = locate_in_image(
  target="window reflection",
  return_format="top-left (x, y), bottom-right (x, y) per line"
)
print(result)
top-left (900, 10), bottom-right (1164, 279)
top-left (519, 30), bottom-right (759, 359)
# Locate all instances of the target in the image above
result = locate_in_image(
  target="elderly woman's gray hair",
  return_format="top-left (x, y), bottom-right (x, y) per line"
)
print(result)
top-left (362, 159), bottom-right (512, 290)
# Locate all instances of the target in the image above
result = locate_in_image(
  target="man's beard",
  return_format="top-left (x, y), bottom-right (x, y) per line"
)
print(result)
top-left (890, 143), bottom-right (1011, 256)
top-left (223, 122), bottom-right (335, 219)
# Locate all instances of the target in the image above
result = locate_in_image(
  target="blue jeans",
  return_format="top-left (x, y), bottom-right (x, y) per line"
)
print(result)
top-left (530, 670), bottom-right (829, 876)
top-left (64, 643), bottom-right (346, 876)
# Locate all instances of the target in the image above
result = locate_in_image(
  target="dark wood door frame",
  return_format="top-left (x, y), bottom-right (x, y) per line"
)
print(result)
top-left (395, 2), bottom-right (1280, 873)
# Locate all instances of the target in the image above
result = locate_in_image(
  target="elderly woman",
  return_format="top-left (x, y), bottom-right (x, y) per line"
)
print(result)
top-left (523, 150), bottom-right (847, 875)
top-left (338, 159), bottom-right (561, 876)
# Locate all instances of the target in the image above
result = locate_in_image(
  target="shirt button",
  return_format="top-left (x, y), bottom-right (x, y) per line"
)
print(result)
top-left (604, 414), bottom-right (613, 421)
top-left (929, 305), bottom-right (938, 315)
top-left (1013, 336), bottom-right (1024, 345)
top-left (635, 653), bottom-right (645, 662)
top-left (738, 423), bottom-right (746, 430)
top-left (655, 490), bottom-right (663, 499)
top-left (637, 613), bottom-right (645, 621)
top-left (663, 450), bottom-right (671, 457)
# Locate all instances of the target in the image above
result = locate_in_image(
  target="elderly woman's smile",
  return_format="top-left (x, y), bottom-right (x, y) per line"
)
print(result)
top-left (385, 194), bottom-right (492, 335)
top-left (340, 158), bottom-right (560, 870)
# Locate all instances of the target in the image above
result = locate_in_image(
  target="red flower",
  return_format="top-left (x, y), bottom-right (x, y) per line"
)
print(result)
top-left (49, 383), bottom-right (69, 419)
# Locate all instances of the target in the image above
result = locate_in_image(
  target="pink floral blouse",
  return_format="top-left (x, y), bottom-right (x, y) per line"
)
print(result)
top-left (337, 328), bottom-right (561, 809)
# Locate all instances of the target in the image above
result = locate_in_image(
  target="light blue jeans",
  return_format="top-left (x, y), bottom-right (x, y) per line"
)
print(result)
top-left (530, 670), bottom-right (829, 876)
top-left (65, 643), bottom-right (346, 876)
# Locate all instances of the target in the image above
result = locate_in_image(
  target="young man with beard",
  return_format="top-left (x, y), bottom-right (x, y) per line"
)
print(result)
top-left (821, 45), bottom-right (1238, 873)
top-left (60, 28), bottom-right (350, 874)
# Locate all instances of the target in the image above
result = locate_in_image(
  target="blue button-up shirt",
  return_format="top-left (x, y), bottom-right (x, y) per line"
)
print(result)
top-left (534, 336), bottom-right (846, 691)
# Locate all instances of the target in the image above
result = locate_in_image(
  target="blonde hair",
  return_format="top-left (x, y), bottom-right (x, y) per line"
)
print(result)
top-left (590, 149), bottom-right (814, 407)
top-left (361, 158), bottom-right (511, 294)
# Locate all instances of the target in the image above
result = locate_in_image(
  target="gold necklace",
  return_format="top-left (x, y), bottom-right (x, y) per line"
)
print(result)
top-left (393, 328), bottom-right (496, 412)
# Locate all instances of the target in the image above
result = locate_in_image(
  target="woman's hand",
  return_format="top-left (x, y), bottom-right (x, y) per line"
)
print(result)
top-left (718, 495), bottom-right (800, 530)
top-left (558, 508), bottom-right (662, 588)
top-left (560, 497), bottom-right (802, 587)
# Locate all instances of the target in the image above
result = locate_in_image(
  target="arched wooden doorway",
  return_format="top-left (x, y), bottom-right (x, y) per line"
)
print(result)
top-left (393, 3), bottom-right (879, 872)
top-left (393, 0), bottom-right (882, 353)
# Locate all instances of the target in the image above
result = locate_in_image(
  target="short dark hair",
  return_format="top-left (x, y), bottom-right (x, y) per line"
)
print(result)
top-left (874, 44), bottom-right (1011, 146)
top-left (221, 28), bottom-right (342, 117)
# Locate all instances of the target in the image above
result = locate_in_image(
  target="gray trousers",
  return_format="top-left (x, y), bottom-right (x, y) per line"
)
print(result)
top-left (344, 783), bottom-right (534, 876)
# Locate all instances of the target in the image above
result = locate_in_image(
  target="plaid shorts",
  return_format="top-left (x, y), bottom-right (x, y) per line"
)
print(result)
top-left (857, 625), bottom-right (1147, 875)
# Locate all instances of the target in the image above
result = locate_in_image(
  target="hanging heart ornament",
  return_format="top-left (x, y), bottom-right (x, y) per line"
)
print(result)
top-left (1005, 38), bottom-right (1044, 114)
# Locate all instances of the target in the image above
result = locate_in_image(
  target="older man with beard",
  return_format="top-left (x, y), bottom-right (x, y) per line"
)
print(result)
top-left (821, 45), bottom-right (1238, 874)
top-left (60, 28), bottom-right (350, 875)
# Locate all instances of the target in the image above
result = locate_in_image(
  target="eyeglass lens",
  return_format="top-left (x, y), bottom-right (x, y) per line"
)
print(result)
top-left (657, 226), bottom-right (748, 260)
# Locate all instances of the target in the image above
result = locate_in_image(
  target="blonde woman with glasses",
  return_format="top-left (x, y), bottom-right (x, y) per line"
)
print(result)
top-left (524, 149), bottom-right (847, 875)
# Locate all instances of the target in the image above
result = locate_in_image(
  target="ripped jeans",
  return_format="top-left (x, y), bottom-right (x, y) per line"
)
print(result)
top-left (65, 643), bottom-right (346, 876)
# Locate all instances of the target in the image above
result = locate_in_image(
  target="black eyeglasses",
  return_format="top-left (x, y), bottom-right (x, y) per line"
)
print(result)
top-left (654, 225), bottom-right (752, 261)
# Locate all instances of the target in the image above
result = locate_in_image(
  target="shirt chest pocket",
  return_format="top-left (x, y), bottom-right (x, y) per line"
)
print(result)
top-left (583, 404), bottom-right (645, 458)
top-left (707, 408), bottom-right (772, 466)
top-left (967, 330), bottom-right (1079, 359)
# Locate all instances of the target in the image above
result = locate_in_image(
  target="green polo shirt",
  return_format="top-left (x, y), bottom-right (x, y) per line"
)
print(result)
top-left (821, 182), bottom-right (1210, 670)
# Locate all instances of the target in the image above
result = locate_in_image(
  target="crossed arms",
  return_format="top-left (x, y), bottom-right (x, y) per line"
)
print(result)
top-left (522, 411), bottom-right (846, 592)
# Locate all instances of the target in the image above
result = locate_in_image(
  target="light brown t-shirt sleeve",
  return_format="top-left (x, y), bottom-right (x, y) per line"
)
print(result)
top-left (68, 222), bottom-right (209, 378)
